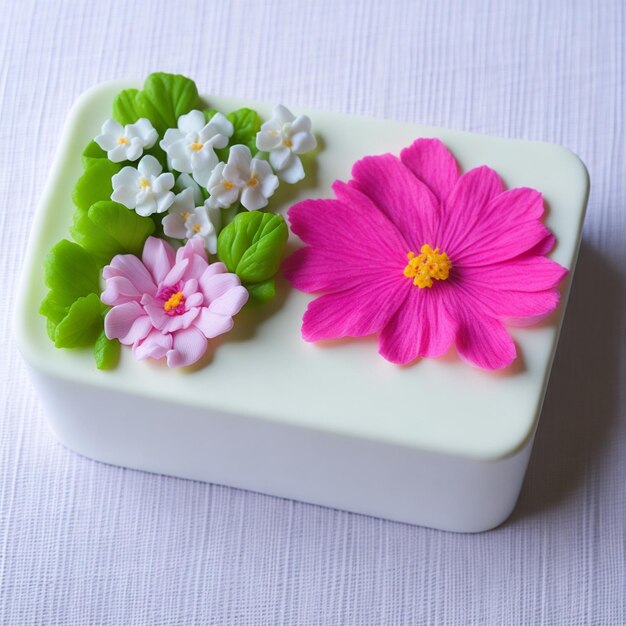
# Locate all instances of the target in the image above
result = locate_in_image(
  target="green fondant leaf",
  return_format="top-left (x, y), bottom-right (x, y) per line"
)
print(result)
top-left (227, 107), bottom-right (262, 153)
top-left (245, 278), bottom-right (276, 303)
top-left (53, 293), bottom-right (104, 348)
top-left (217, 212), bottom-right (288, 284)
top-left (94, 331), bottom-right (120, 370)
top-left (135, 72), bottom-right (199, 135)
top-left (82, 140), bottom-right (107, 167)
top-left (203, 108), bottom-right (219, 122)
top-left (112, 88), bottom-right (142, 125)
top-left (71, 200), bottom-right (155, 263)
top-left (43, 240), bottom-right (101, 300)
top-left (72, 159), bottom-right (122, 213)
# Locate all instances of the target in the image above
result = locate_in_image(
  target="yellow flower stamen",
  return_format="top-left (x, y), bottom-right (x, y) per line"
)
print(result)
top-left (223, 180), bottom-right (234, 190)
top-left (181, 211), bottom-right (190, 221)
top-left (117, 136), bottom-right (129, 145)
top-left (190, 142), bottom-right (204, 151)
top-left (192, 223), bottom-right (202, 233)
top-left (163, 291), bottom-right (184, 312)
top-left (403, 244), bottom-right (451, 288)
top-left (282, 139), bottom-right (293, 148)
top-left (138, 177), bottom-right (151, 189)
top-left (246, 176), bottom-right (258, 187)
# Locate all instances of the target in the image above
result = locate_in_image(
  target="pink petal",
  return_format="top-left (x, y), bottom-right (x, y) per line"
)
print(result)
top-left (103, 254), bottom-right (156, 295)
top-left (142, 237), bottom-right (176, 285)
top-left (176, 236), bottom-right (208, 264)
top-left (449, 188), bottom-right (549, 264)
top-left (185, 293), bottom-right (204, 308)
top-left (208, 286), bottom-right (249, 316)
top-left (378, 286), bottom-right (456, 365)
top-left (194, 309), bottom-right (235, 338)
top-left (183, 253), bottom-right (209, 282)
top-left (100, 276), bottom-right (142, 306)
top-left (104, 302), bottom-right (146, 344)
top-left (459, 256), bottom-right (568, 292)
top-left (162, 258), bottom-right (189, 287)
top-left (133, 329), bottom-right (172, 361)
top-left (289, 187), bottom-right (409, 261)
top-left (200, 272), bottom-right (242, 303)
top-left (525, 233), bottom-right (556, 256)
top-left (350, 154), bottom-right (440, 248)
top-left (144, 302), bottom-right (199, 333)
top-left (166, 327), bottom-right (208, 367)
top-left (439, 166), bottom-right (503, 253)
top-left (400, 138), bottom-right (459, 203)
top-left (453, 302), bottom-right (517, 370)
top-left (301, 278), bottom-right (408, 342)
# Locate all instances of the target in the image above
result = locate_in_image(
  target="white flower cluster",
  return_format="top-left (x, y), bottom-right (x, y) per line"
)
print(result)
top-left (97, 104), bottom-right (316, 254)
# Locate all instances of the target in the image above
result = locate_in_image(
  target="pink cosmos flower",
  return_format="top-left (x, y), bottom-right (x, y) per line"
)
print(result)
top-left (101, 236), bottom-right (248, 367)
top-left (283, 138), bottom-right (568, 370)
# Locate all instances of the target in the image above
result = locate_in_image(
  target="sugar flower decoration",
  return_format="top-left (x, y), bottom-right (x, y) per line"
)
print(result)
top-left (111, 155), bottom-right (175, 217)
top-left (101, 237), bottom-right (248, 368)
top-left (256, 105), bottom-right (316, 184)
top-left (162, 188), bottom-right (221, 254)
top-left (207, 145), bottom-right (279, 211)
top-left (160, 110), bottom-right (233, 187)
top-left (95, 118), bottom-right (158, 162)
top-left (284, 138), bottom-right (568, 370)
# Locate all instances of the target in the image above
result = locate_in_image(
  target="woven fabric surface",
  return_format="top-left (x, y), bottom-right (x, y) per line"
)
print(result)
top-left (1, 0), bottom-right (624, 624)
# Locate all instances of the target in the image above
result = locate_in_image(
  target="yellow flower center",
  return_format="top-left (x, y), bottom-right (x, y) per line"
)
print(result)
top-left (181, 211), bottom-right (190, 221)
top-left (282, 139), bottom-right (293, 148)
top-left (223, 180), bottom-right (234, 190)
top-left (192, 223), bottom-right (202, 233)
top-left (403, 245), bottom-right (451, 288)
top-left (117, 136), bottom-right (129, 145)
top-left (246, 176), bottom-right (258, 187)
top-left (163, 291), bottom-right (184, 312)
top-left (138, 177), bottom-right (151, 189)
top-left (190, 142), bottom-right (204, 151)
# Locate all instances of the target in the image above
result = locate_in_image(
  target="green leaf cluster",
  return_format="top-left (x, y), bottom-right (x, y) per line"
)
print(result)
top-left (112, 73), bottom-right (200, 135)
top-left (217, 212), bottom-right (288, 303)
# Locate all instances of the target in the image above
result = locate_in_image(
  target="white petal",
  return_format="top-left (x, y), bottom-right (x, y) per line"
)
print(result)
top-left (289, 115), bottom-right (312, 135)
top-left (108, 144), bottom-right (130, 163)
top-left (135, 197), bottom-right (158, 216)
top-left (125, 139), bottom-right (144, 161)
top-left (112, 166), bottom-right (140, 188)
top-left (206, 112), bottom-right (233, 141)
top-left (137, 155), bottom-right (162, 178)
top-left (162, 213), bottom-right (188, 239)
top-left (131, 118), bottom-right (158, 146)
top-left (101, 118), bottom-right (123, 136)
top-left (155, 191), bottom-right (175, 214)
top-left (260, 174), bottom-right (279, 198)
top-left (290, 130), bottom-right (317, 154)
top-left (192, 165), bottom-right (214, 188)
top-left (178, 110), bottom-right (205, 134)
top-left (207, 162), bottom-right (226, 189)
top-left (111, 185), bottom-right (138, 208)
top-left (256, 130), bottom-right (282, 152)
top-left (272, 104), bottom-right (295, 124)
top-left (160, 128), bottom-right (183, 150)
top-left (269, 147), bottom-right (293, 171)
top-left (205, 202), bottom-right (222, 233)
top-left (278, 155), bottom-right (304, 183)
top-left (152, 172), bottom-right (175, 193)
top-left (241, 186), bottom-right (268, 211)
top-left (95, 133), bottom-right (118, 151)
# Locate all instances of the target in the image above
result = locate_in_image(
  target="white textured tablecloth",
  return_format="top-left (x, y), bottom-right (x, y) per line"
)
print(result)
top-left (2, 1), bottom-right (624, 624)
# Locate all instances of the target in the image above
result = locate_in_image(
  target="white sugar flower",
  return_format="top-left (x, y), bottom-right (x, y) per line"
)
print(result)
top-left (174, 172), bottom-right (204, 206)
top-left (111, 155), bottom-right (175, 217)
top-left (95, 118), bottom-right (158, 162)
top-left (160, 110), bottom-right (233, 187)
top-left (162, 188), bottom-right (221, 254)
top-left (207, 145), bottom-right (279, 211)
top-left (256, 105), bottom-right (316, 184)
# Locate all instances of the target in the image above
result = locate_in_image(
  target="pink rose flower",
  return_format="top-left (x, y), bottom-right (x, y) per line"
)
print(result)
top-left (101, 236), bottom-right (248, 367)
top-left (284, 138), bottom-right (568, 370)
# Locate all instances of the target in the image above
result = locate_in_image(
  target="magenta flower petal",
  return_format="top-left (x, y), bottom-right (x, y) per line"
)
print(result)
top-left (454, 307), bottom-right (517, 370)
top-left (350, 154), bottom-right (439, 247)
top-left (399, 138), bottom-right (459, 203)
top-left (440, 165), bottom-right (503, 252)
top-left (194, 309), bottom-right (235, 339)
top-left (301, 278), bottom-right (408, 342)
top-left (166, 327), bottom-right (208, 367)
top-left (133, 329), bottom-right (173, 360)
top-left (378, 288), bottom-right (457, 365)
top-left (104, 301), bottom-right (146, 342)
top-left (142, 237), bottom-right (176, 284)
